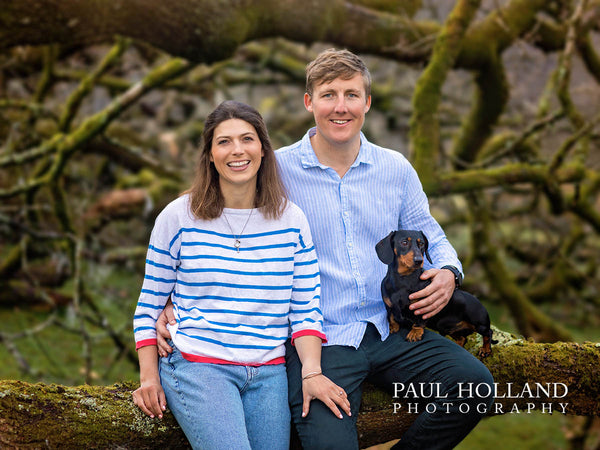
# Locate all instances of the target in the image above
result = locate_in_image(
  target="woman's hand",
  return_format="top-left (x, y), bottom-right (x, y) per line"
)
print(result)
top-left (134, 345), bottom-right (166, 419)
top-left (132, 381), bottom-right (167, 419)
top-left (302, 374), bottom-right (351, 419)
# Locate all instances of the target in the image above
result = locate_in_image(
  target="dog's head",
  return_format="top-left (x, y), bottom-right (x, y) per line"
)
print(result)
top-left (375, 230), bottom-right (432, 274)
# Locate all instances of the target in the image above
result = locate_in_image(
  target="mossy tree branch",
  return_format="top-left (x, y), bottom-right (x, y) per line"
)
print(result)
top-left (0, 0), bottom-right (440, 64)
top-left (0, 57), bottom-right (191, 200)
top-left (452, 0), bottom-right (547, 164)
top-left (468, 192), bottom-right (573, 341)
top-left (58, 37), bottom-right (131, 132)
top-left (567, 170), bottom-right (600, 233)
top-left (424, 162), bottom-right (585, 197)
top-left (410, 0), bottom-right (481, 185)
top-left (453, 54), bottom-right (509, 166)
top-left (1, 331), bottom-right (599, 448)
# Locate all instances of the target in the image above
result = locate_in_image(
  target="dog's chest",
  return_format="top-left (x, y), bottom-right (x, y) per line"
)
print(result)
top-left (389, 270), bottom-right (429, 303)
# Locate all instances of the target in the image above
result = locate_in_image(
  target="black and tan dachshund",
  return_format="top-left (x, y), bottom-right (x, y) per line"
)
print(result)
top-left (375, 230), bottom-right (494, 358)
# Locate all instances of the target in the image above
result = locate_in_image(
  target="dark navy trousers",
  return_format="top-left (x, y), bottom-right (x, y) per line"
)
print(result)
top-left (285, 323), bottom-right (494, 450)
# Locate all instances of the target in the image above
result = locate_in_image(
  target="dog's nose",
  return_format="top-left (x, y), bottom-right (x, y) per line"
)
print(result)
top-left (414, 253), bottom-right (423, 265)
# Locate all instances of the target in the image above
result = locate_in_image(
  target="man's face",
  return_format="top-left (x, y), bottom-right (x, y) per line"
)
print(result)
top-left (304, 73), bottom-right (371, 150)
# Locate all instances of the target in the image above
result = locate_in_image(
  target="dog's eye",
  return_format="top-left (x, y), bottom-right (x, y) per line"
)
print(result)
top-left (401, 239), bottom-right (409, 246)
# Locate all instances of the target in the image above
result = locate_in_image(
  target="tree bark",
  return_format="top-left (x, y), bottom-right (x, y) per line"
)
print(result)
top-left (1, 329), bottom-right (599, 449)
top-left (0, 0), bottom-right (439, 64)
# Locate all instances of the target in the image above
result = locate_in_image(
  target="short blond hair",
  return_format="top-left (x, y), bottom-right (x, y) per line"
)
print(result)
top-left (305, 48), bottom-right (371, 97)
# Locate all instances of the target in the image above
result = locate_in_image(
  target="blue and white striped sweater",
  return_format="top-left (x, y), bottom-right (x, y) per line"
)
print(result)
top-left (133, 195), bottom-right (325, 365)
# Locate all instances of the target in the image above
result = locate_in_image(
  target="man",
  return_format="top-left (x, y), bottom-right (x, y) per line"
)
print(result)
top-left (158, 49), bottom-right (493, 449)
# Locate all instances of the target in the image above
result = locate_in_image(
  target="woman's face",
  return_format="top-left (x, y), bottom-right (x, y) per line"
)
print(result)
top-left (210, 118), bottom-right (264, 195)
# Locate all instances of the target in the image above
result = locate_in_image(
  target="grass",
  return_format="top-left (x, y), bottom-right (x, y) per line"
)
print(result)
top-left (0, 261), bottom-right (142, 385)
top-left (457, 412), bottom-right (570, 450)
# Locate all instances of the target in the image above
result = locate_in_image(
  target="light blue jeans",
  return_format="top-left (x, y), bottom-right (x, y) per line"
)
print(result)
top-left (159, 342), bottom-right (290, 450)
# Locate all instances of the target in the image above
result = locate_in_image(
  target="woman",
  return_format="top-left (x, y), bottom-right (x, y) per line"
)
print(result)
top-left (132, 101), bottom-right (350, 449)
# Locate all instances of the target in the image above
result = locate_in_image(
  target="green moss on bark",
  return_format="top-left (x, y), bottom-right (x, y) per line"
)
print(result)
top-left (2, 335), bottom-right (599, 448)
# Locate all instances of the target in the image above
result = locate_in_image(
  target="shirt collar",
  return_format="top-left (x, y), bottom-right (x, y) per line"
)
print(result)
top-left (300, 127), bottom-right (374, 170)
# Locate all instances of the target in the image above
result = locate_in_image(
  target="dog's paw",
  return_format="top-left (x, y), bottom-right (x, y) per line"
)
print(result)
top-left (389, 315), bottom-right (400, 333)
top-left (406, 326), bottom-right (424, 342)
top-left (454, 336), bottom-right (467, 347)
top-left (383, 295), bottom-right (393, 308)
top-left (478, 345), bottom-right (492, 358)
top-left (477, 336), bottom-right (493, 358)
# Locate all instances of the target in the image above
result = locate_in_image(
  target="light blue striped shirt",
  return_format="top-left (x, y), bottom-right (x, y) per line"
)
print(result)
top-left (276, 128), bottom-right (462, 348)
top-left (133, 195), bottom-right (325, 365)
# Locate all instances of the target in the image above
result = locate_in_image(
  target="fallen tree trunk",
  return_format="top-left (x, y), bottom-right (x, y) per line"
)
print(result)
top-left (1, 329), bottom-right (599, 449)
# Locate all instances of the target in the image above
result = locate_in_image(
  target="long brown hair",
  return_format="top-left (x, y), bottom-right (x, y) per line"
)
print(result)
top-left (185, 101), bottom-right (287, 220)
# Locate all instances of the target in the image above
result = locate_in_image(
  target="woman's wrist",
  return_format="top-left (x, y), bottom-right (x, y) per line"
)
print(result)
top-left (301, 364), bottom-right (321, 376)
top-left (138, 345), bottom-right (160, 384)
top-left (140, 374), bottom-right (161, 385)
top-left (302, 369), bottom-right (323, 380)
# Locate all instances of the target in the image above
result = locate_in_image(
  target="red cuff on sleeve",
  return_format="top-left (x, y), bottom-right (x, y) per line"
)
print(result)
top-left (136, 338), bottom-right (157, 350)
top-left (291, 329), bottom-right (327, 346)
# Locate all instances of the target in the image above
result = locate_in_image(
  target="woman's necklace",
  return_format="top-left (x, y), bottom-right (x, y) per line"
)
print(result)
top-left (222, 209), bottom-right (253, 252)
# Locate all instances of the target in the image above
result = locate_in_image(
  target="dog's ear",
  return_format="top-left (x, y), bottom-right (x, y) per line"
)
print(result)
top-left (376, 231), bottom-right (395, 264)
top-left (420, 231), bottom-right (433, 265)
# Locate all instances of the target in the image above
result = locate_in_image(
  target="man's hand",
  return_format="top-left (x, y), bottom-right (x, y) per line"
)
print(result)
top-left (156, 300), bottom-right (176, 357)
top-left (302, 375), bottom-right (351, 420)
top-left (408, 268), bottom-right (455, 319)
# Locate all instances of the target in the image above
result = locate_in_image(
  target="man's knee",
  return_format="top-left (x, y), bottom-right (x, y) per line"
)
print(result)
top-left (437, 352), bottom-right (494, 405)
top-left (294, 419), bottom-right (358, 450)
top-left (460, 365), bottom-right (495, 409)
top-left (291, 401), bottom-right (359, 450)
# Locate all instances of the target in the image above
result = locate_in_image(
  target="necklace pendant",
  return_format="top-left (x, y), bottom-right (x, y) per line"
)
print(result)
top-left (234, 239), bottom-right (241, 252)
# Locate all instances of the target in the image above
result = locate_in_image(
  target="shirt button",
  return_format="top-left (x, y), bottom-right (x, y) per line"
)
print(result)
top-left (347, 242), bottom-right (353, 248)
